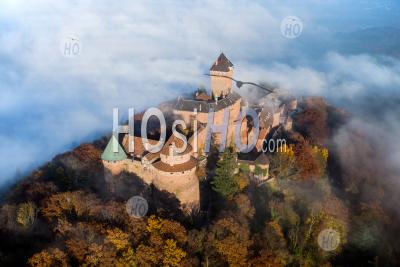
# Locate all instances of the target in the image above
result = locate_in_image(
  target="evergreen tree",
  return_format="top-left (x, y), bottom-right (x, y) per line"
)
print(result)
top-left (211, 147), bottom-right (239, 199)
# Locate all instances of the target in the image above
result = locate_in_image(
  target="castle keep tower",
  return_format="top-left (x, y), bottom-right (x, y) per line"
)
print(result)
top-left (210, 53), bottom-right (234, 99)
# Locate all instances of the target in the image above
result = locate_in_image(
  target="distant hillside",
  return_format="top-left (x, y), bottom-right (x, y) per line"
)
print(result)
top-left (335, 27), bottom-right (400, 57)
top-left (293, 26), bottom-right (400, 60)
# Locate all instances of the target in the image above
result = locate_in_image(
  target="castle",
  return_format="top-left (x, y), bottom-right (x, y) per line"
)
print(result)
top-left (101, 53), bottom-right (296, 212)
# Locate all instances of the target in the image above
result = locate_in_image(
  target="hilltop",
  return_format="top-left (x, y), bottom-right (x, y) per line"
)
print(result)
top-left (0, 94), bottom-right (399, 266)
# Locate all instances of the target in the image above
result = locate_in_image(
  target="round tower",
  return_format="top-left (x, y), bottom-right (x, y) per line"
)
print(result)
top-left (101, 135), bottom-right (128, 192)
top-left (152, 135), bottom-right (200, 212)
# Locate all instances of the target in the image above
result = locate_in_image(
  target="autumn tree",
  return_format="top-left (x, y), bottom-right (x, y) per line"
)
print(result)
top-left (16, 202), bottom-right (37, 228)
top-left (162, 239), bottom-right (187, 266)
top-left (136, 215), bottom-right (188, 266)
top-left (294, 141), bottom-right (321, 180)
top-left (25, 181), bottom-right (58, 204)
top-left (106, 228), bottom-right (136, 266)
top-left (269, 144), bottom-right (298, 180)
top-left (81, 242), bottom-right (116, 266)
top-left (234, 193), bottom-right (255, 220)
top-left (106, 228), bottom-right (130, 251)
top-left (209, 217), bottom-right (253, 266)
top-left (64, 223), bottom-right (117, 266)
top-left (28, 248), bottom-right (69, 267)
top-left (311, 145), bottom-right (329, 176)
top-left (263, 221), bottom-right (291, 265)
top-left (294, 97), bottom-right (329, 145)
top-left (248, 248), bottom-right (284, 267)
top-left (42, 191), bottom-right (101, 220)
top-left (188, 228), bottom-right (226, 266)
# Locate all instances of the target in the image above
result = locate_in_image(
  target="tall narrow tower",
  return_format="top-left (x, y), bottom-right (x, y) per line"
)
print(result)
top-left (210, 53), bottom-right (234, 99)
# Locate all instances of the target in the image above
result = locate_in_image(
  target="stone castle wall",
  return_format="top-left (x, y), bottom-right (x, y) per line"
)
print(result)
top-left (103, 159), bottom-right (199, 212)
top-left (175, 98), bottom-right (242, 150)
top-left (153, 167), bottom-right (199, 211)
top-left (161, 152), bottom-right (191, 166)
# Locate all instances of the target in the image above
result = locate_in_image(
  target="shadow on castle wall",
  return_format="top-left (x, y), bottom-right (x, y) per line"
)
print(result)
top-left (110, 171), bottom-right (198, 224)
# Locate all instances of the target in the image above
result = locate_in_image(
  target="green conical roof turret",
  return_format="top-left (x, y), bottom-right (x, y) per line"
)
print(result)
top-left (101, 135), bottom-right (127, 161)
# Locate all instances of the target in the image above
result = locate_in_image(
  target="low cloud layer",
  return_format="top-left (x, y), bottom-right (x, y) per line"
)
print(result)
top-left (0, 0), bottom-right (399, 185)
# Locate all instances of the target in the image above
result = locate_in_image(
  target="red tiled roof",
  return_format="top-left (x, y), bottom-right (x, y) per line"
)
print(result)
top-left (160, 134), bottom-right (192, 156)
top-left (153, 157), bottom-right (197, 172)
top-left (195, 92), bottom-right (211, 101)
top-left (121, 135), bottom-right (159, 157)
top-left (174, 91), bottom-right (241, 113)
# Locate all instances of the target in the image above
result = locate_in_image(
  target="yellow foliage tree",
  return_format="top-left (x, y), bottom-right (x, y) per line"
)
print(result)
top-left (162, 239), bottom-right (187, 267)
top-left (115, 247), bottom-right (136, 267)
top-left (16, 202), bottom-right (37, 228)
top-left (311, 146), bottom-right (329, 175)
top-left (279, 144), bottom-right (295, 158)
top-left (136, 244), bottom-right (160, 266)
top-left (270, 144), bottom-right (297, 180)
top-left (211, 217), bottom-right (252, 266)
top-left (312, 146), bottom-right (329, 161)
top-left (146, 215), bottom-right (163, 233)
top-left (82, 243), bottom-right (103, 267)
top-left (106, 228), bottom-right (130, 251)
top-left (160, 218), bottom-right (188, 244)
top-left (28, 248), bottom-right (69, 267)
top-left (234, 172), bottom-right (250, 191)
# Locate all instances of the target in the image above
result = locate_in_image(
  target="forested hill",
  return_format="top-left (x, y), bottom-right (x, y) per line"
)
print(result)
top-left (0, 97), bottom-right (399, 266)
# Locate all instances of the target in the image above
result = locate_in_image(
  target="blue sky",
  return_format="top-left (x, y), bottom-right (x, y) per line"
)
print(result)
top-left (0, 0), bottom-right (400, 185)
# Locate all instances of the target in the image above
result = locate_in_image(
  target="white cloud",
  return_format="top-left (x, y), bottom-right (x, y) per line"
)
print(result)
top-left (0, 0), bottom-right (399, 185)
